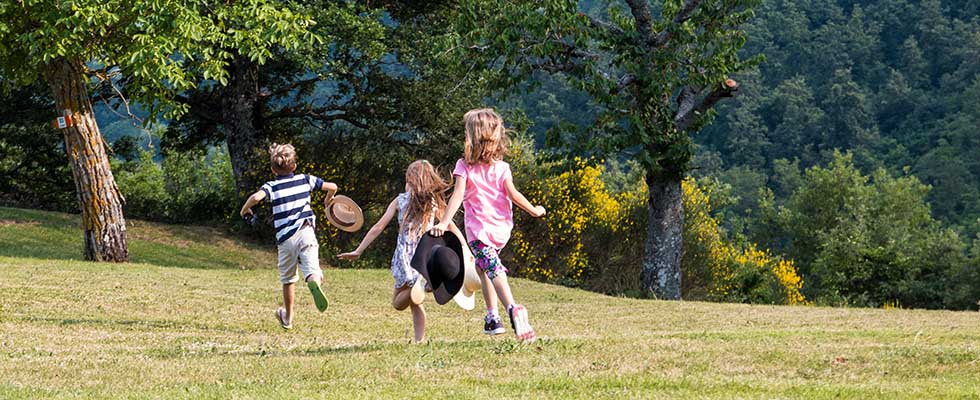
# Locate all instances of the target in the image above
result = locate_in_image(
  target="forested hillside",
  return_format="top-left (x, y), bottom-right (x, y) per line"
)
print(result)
top-left (524, 0), bottom-right (979, 235)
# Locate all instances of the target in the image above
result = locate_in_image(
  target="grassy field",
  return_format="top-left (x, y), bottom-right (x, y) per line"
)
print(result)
top-left (1, 207), bottom-right (979, 399)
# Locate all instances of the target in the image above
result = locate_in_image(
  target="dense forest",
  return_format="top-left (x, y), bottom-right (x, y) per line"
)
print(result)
top-left (2, 0), bottom-right (977, 309)
top-left (525, 0), bottom-right (980, 237)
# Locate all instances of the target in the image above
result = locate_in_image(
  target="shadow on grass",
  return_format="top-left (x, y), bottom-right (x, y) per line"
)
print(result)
top-left (0, 207), bottom-right (275, 270)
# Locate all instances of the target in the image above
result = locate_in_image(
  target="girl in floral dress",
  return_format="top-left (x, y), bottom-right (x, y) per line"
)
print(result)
top-left (338, 160), bottom-right (463, 342)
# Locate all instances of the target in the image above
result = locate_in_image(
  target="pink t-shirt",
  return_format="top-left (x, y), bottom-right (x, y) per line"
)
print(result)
top-left (453, 158), bottom-right (514, 249)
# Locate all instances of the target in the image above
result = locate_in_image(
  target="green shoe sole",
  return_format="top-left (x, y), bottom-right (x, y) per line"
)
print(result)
top-left (308, 280), bottom-right (328, 312)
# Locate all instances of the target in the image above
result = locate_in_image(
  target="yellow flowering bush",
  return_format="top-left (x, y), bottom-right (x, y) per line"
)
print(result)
top-left (506, 133), bottom-right (805, 304)
top-left (682, 178), bottom-right (806, 304)
top-left (507, 157), bottom-right (639, 286)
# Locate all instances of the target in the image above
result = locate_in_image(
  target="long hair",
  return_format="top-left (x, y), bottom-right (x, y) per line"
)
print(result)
top-left (402, 160), bottom-right (449, 239)
top-left (463, 108), bottom-right (509, 165)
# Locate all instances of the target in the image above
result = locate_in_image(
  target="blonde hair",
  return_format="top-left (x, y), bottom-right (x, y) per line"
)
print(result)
top-left (269, 143), bottom-right (297, 174)
top-left (402, 160), bottom-right (449, 239)
top-left (463, 108), bottom-right (509, 165)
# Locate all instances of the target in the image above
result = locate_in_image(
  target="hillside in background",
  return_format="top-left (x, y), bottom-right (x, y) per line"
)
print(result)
top-left (517, 0), bottom-right (980, 236)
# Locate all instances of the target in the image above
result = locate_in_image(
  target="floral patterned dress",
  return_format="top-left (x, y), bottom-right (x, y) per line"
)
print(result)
top-left (390, 192), bottom-right (435, 289)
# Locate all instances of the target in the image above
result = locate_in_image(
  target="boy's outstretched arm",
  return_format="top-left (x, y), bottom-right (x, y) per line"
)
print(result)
top-left (338, 198), bottom-right (398, 260)
top-left (504, 178), bottom-right (546, 218)
top-left (431, 178), bottom-right (466, 236)
top-left (321, 181), bottom-right (338, 205)
top-left (240, 190), bottom-right (267, 217)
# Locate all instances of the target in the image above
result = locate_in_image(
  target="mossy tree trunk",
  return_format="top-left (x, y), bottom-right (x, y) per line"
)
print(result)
top-left (44, 58), bottom-right (129, 262)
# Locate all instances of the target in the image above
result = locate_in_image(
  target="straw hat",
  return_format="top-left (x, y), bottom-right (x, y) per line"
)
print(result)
top-left (325, 195), bottom-right (364, 232)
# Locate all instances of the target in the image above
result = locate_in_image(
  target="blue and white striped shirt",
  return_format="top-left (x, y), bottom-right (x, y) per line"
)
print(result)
top-left (261, 173), bottom-right (325, 244)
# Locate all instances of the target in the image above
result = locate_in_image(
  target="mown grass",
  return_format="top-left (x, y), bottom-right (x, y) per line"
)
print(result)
top-left (1, 207), bottom-right (979, 399)
top-left (0, 207), bottom-right (274, 269)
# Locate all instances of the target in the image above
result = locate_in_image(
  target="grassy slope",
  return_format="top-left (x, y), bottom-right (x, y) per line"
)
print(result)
top-left (1, 207), bottom-right (978, 399)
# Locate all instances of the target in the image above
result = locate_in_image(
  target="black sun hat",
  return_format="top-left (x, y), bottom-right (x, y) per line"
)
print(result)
top-left (411, 232), bottom-right (466, 305)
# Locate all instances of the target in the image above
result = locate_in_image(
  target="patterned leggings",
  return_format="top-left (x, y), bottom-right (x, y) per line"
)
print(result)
top-left (468, 240), bottom-right (509, 280)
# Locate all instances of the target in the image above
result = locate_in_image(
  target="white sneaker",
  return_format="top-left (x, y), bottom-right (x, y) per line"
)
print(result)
top-left (508, 304), bottom-right (536, 342)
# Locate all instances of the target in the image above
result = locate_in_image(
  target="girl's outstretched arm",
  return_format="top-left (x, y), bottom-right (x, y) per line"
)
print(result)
top-left (430, 177), bottom-right (466, 236)
top-left (504, 177), bottom-right (546, 218)
top-left (338, 198), bottom-right (398, 260)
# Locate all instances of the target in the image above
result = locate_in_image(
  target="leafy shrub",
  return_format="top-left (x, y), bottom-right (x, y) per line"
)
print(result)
top-left (757, 152), bottom-right (969, 308)
top-left (114, 147), bottom-right (237, 224)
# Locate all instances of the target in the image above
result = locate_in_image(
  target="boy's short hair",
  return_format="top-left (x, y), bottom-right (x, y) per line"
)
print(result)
top-left (270, 143), bottom-right (297, 174)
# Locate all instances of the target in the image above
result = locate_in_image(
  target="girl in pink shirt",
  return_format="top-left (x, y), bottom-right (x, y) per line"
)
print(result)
top-left (431, 108), bottom-right (546, 342)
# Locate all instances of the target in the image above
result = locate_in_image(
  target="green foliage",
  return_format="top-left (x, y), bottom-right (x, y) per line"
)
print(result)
top-left (755, 152), bottom-right (968, 308)
top-left (0, 83), bottom-right (75, 211)
top-left (0, 0), bottom-right (320, 121)
top-left (113, 147), bottom-right (236, 224)
top-left (681, 177), bottom-right (805, 304)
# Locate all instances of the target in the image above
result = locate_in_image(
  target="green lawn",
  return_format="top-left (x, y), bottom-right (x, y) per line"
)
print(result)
top-left (1, 207), bottom-right (979, 399)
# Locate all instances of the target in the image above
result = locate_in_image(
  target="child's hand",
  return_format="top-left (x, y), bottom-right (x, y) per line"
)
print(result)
top-left (337, 251), bottom-right (361, 261)
top-left (240, 208), bottom-right (252, 218)
top-left (429, 222), bottom-right (449, 237)
top-left (532, 205), bottom-right (546, 218)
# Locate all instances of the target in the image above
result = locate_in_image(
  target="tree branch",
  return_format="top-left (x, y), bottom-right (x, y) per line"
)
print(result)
top-left (586, 14), bottom-right (624, 37)
top-left (266, 105), bottom-right (371, 129)
top-left (675, 83), bottom-right (738, 131)
top-left (261, 76), bottom-right (320, 99)
top-left (625, 0), bottom-right (654, 46)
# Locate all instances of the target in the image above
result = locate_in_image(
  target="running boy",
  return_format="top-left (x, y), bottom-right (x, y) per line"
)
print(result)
top-left (240, 143), bottom-right (337, 329)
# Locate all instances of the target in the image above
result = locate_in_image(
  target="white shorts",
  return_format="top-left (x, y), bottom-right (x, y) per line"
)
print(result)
top-left (277, 226), bottom-right (322, 284)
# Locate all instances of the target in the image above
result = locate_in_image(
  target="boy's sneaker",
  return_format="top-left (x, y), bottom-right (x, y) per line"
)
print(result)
top-left (508, 304), bottom-right (537, 342)
top-left (307, 280), bottom-right (328, 312)
top-left (275, 307), bottom-right (292, 330)
top-left (483, 314), bottom-right (505, 335)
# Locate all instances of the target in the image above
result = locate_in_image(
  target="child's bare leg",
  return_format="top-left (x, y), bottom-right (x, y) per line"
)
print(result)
top-left (489, 273), bottom-right (516, 308)
top-left (283, 283), bottom-right (296, 320)
top-left (392, 286), bottom-right (412, 311)
top-left (479, 270), bottom-right (499, 313)
top-left (410, 303), bottom-right (426, 343)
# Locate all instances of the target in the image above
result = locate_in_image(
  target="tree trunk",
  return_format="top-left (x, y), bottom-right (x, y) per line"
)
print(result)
top-left (44, 58), bottom-right (129, 262)
top-left (642, 172), bottom-right (683, 299)
top-left (221, 56), bottom-right (264, 199)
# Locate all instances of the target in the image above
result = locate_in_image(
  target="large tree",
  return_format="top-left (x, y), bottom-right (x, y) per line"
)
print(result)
top-left (455, 0), bottom-right (761, 298)
top-left (0, 0), bottom-right (316, 261)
